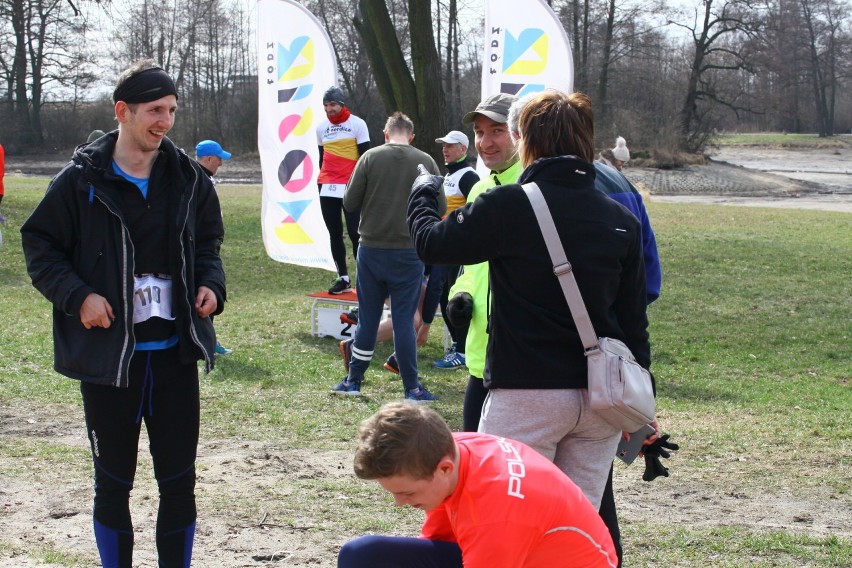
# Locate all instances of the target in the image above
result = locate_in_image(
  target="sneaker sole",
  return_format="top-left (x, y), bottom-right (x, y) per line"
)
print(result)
top-left (328, 288), bottom-right (352, 295)
top-left (433, 362), bottom-right (464, 369)
top-left (383, 363), bottom-right (400, 375)
top-left (331, 390), bottom-right (362, 396)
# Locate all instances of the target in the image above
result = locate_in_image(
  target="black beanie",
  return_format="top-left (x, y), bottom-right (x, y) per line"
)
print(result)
top-left (323, 86), bottom-right (346, 106)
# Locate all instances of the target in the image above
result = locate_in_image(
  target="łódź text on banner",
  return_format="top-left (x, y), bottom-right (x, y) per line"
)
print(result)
top-left (257, 0), bottom-right (338, 271)
top-left (482, 0), bottom-right (574, 99)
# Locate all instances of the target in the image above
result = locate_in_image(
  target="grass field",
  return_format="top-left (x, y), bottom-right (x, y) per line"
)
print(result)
top-left (1, 177), bottom-right (850, 567)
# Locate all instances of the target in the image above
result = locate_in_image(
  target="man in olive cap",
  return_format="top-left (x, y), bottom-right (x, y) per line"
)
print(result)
top-left (316, 86), bottom-right (371, 294)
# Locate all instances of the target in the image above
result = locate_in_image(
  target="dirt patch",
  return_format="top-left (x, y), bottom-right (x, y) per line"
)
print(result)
top-left (2, 401), bottom-right (849, 567)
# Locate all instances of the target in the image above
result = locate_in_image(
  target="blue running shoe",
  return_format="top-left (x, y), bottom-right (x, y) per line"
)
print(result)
top-left (405, 384), bottom-right (438, 402)
top-left (331, 376), bottom-right (361, 396)
top-left (215, 343), bottom-right (232, 356)
top-left (433, 344), bottom-right (465, 369)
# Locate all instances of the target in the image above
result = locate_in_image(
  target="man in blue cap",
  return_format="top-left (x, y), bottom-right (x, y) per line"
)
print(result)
top-left (195, 139), bottom-right (233, 356)
top-left (195, 139), bottom-right (232, 179)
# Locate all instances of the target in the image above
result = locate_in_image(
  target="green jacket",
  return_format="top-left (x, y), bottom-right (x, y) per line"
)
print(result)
top-left (449, 160), bottom-right (524, 378)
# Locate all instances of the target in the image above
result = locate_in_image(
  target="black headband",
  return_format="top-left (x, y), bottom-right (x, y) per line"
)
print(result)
top-left (113, 67), bottom-right (178, 104)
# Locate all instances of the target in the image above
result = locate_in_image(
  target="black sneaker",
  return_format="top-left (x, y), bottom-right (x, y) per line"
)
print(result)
top-left (383, 352), bottom-right (400, 374)
top-left (329, 277), bottom-right (352, 294)
top-left (340, 307), bottom-right (359, 325)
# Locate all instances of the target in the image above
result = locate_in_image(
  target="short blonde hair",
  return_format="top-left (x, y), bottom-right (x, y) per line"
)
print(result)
top-left (353, 402), bottom-right (454, 480)
top-left (517, 90), bottom-right (595, 166)
top-left (384, 112), bottom-right (415, 137)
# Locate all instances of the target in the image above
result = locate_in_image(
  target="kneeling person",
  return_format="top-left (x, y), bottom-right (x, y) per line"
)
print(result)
top-left (338, 402), bottom-right (617, 568)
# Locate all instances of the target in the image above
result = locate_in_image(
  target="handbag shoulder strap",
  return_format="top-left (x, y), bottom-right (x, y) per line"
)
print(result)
top-left (521, 182), bottom-right (599, 351)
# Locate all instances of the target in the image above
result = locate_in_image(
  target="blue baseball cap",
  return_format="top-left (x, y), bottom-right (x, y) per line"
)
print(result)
top-left (195, 140), bottom-right (231, 160)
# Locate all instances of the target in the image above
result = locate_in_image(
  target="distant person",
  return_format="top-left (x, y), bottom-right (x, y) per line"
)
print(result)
top-left (597, 136), bottom-right (630, 171)
top-left (196, 139), bottom-right (233, 356)
top-left (0, 141), bottom-right (5, 206)
top-left (20, 59), bottom-right (226, 568)
top-left (0, 142), bottom-right (5, 232)
top-left (317, 86), bottom-right (371, 294)
top-left (337, 402), bottom-right (618, 567)
top-left (351, 130), bottom-right (479, 375)
top-left (195, 139), bottom-right (231, 179)
top-left (423, 131), bottom-right (479, 370)
top-left (87, 130), bottom-right (107, 144)
top-left (331, 112), bottom-right (443, 401)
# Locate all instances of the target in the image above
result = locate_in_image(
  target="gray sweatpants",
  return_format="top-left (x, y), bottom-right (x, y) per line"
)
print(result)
top-left (479, 388), bottom-right (621, 510)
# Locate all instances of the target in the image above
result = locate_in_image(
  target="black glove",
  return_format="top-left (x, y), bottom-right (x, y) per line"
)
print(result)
top-left (642, 434), bottom-right (679, 482)
top-left (412, 164), bottom-right (444, 198)
top-left (445, 292), bottom-right (473, 328)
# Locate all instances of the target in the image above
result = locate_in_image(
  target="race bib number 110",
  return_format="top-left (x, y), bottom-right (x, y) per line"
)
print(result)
top-left (133, 274), bottom-right (175, 324)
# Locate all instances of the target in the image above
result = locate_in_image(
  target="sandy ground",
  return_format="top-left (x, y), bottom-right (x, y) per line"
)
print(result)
top-left (626, 146), bottom-right (852, 213)
top-left (2, 400), bottom-right (850, 568)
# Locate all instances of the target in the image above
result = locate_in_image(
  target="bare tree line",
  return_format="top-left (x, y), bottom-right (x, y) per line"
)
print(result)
top-left (1, 0), bottom-right (850, 157)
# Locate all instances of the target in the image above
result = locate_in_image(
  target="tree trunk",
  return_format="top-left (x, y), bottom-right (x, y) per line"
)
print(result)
top-left (353, 0), bottom-right (446, 165)
top-left (596, 0), bottom-right (617, 129)
top-left (10, 0), bottom-right (32, 145)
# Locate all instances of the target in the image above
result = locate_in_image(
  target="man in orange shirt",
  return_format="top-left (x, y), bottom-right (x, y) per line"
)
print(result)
top-left (338, 402), bottom-right (617, 568)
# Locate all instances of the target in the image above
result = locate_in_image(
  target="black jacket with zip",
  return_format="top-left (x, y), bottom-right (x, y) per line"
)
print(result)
top-left (20, 131), bottom-right (226, 387)
top-left (408, 155), bottom-right (650, 390)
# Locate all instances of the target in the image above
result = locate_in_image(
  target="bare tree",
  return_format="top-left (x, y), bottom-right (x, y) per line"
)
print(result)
top-left (353, 0), bottom-right (447, 165)
top-left (0, 0), bottom-right (99, 149)
top-left (670, 0), bottom-right (763, 151)
top-left (799, 0), bottom-right (849, 136)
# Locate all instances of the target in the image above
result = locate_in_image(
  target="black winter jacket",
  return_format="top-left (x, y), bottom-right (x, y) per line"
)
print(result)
top-left (20, 132), bottom-right (226, 387)
top-left (408, 156), bottom-right (650, 390)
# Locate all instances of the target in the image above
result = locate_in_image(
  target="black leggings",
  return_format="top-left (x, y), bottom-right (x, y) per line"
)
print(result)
top-left (81, 347), bottom-right (199, 568)
top-left (320, 194), bottom-right (360, 277)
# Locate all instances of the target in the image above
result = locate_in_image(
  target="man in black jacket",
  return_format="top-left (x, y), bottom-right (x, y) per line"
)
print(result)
top-left (20, 59), bottom-right (225, 568)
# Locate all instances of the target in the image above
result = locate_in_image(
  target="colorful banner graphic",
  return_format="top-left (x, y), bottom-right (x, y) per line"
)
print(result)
top-left (482, 0), bottom-right (573, 99)
top-left (476, 0), bottom-right (574, 176)
top-left (257, 0), bottom-right (337, 271)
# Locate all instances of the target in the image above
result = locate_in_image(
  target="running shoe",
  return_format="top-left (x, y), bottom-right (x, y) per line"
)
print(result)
top-left (339, 338), bottom-right (353, 373)
top-left (331, 376), bottom-right (361, 396)
top-left (214, 343), bottom-right (233, 356)
top-left (433, 344), bottom-right (465, 369)
top-left (405, 384), bottom-right (438, 402)
top-left (340, 307), bottom-right (359, 326)
top-left (383, 352), bottom-right (400, 374)
top-left (328, 277), bottom-right (352, 294)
